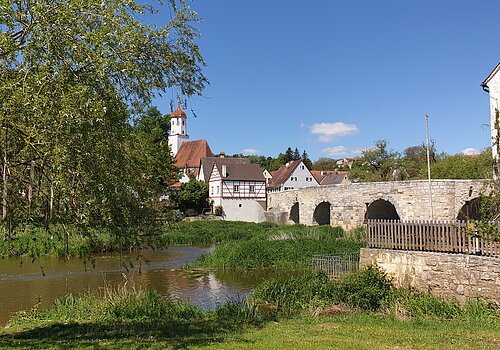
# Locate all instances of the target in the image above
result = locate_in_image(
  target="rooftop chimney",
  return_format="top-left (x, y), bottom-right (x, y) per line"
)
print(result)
top-left (221, 164), bottom-right (227, 177)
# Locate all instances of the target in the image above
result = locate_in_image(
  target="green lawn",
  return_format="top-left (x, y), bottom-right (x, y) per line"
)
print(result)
top-left (2, 313), bottom-right (499, 349)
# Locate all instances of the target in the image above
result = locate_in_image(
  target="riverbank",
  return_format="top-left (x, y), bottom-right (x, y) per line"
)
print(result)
top-left (0, 221), bottom-right (365, 269)
top-left (2, 268), bottom-right (499, 349)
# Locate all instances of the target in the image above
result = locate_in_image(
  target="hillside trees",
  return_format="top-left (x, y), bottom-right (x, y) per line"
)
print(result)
top-left (350, 140), bottom-right (401, 182)
top-left (0, 0), bottom-right (206, 230)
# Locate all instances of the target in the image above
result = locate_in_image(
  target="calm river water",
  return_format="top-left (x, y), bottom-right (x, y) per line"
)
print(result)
top-left (0, 246), bottom-right (292, 325)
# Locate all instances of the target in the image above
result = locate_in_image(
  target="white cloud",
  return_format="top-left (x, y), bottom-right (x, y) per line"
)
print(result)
top-left (241, 148), bottom-right (263, 155)
top-left (462, 148), bottom-right (480, 156)
top-left (309, 122), bottom-right (359, 142)
top-left (321, 146), bottom-right (349, 157)
top-left (352, 147), bottom-right (366, 154)
top-left (321, 146), bottom-right (365, 157)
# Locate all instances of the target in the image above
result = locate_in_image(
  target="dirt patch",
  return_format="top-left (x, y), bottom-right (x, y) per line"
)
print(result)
top-left (311, 304), bottom-right (351, 317)
top-left (318, 323), bottom-right (339, 330)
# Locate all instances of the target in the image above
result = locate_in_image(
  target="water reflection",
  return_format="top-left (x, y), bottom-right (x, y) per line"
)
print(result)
top-left (0, 247), bottom-right (300, 325)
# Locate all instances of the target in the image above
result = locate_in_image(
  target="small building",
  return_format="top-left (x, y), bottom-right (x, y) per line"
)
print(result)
top-left (311, 170), bottom-right (351, 185)
top-left (209, 160), bottom-right (267, 222)
top-left (267, 160), bottom-right (318, 192)
top-left (481, 62), bottom-right (500, 177)
top-left (336, 157), bottom-right (357, 169)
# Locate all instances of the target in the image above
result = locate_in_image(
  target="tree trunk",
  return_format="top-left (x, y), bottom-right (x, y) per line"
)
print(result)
top-left (28, 159), bottom-right (35, 216)
top-left (2, 127), bottom-right (8, 222)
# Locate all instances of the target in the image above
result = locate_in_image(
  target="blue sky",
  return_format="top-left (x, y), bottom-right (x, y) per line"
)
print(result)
top-left (151, 0), bottom-right (500, 160)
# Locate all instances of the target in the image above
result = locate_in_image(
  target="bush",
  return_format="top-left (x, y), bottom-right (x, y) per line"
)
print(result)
top-left (332, 265), bottom-right (394, 311)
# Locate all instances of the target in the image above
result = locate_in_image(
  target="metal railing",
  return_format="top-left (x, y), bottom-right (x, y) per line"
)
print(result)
top-left (312, 254), bottom-right (359, 279)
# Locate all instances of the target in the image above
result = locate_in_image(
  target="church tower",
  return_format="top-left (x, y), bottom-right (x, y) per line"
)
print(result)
top-left (168, 106), bottom-right (189, 156)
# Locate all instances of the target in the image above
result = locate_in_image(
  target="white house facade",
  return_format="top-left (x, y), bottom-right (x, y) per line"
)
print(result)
top-left (268, 160), bottom-right (318, 192)
top-left (482, 63), bottom-right (500, 177)
top-left (209, 162), bottom-right (267, 222)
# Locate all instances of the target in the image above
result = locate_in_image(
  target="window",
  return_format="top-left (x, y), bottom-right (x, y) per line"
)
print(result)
top-left (216, 186), bottom-right (219, 194)
top-left (238, 204), bottom-right (242, 208)
top-left (211, 186), bottom-right (214, 195)
top-left (233, 185), bottom-right (239, 192)
top-left (301, 165), bottom-right (305, 170)
top-left (182, 120), bottom-right (185, 126)
top-left (249, 185), bottom-right (255, 193)
top-left (291, 177), bottom-right (297, 181)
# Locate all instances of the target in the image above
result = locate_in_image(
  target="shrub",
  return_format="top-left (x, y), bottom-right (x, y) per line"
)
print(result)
top-left (332, 265), bottom-right (394, 311)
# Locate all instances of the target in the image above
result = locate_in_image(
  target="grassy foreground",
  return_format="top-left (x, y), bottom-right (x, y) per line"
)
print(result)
top-left (2, 268), bottom-right (499, 349)
top-left (2, 313), bottom-right (499, 349)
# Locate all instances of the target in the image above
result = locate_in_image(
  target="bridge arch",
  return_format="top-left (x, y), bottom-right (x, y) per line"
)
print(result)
top-left (457, 197), bottom-right (482, 221)
top-left (313, 201), bottom-right (331, 225)
top-left (365, 199), bottom-right (400, 221)
top-left (289, 202), bottom-right (299, 224)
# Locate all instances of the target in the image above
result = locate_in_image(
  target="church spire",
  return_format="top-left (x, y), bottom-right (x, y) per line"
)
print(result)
top-left (168, 105), bottom-right (189, 156)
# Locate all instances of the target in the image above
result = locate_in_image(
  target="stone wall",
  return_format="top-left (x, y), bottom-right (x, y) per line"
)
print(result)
top-left (360, 248), bottom-right (500, 304)
top-left (267, 179), bottom-right (487, 229)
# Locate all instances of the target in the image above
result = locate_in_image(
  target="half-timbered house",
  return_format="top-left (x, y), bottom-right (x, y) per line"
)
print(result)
top-left (208, 160), bottom-right (267, 222)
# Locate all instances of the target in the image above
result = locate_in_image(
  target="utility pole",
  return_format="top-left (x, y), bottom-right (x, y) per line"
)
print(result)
top-left (426, 114), bottom-right (434, 220)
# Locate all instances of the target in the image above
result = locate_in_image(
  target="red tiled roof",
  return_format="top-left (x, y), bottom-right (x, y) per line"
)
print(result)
top-left (171, 106), bottom-right (187, 118)
top-left (319, 174), bottom-right (348, 185)
top-left (267, 160), bottom-right (301, 189)
top-left (310, 170), bottom-right (349, 183)
top-left (174, 140), bottom-right (214, 168)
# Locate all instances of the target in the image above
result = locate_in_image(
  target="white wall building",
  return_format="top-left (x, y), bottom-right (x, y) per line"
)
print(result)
top-left (267, 160), bottom-right (318, 192)
top-left (209, 161), bottom-right (267, 222)
top-left (482, 63), bottom-right (500, 177)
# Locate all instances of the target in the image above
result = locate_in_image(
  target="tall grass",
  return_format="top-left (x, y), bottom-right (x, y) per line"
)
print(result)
top-left (158, 221), bottom-right (350, 246)
top-left (1, 220), bottom-right (366, 259)
top-left (250, 266), bottom-right (500, 326)
top-left (0, 224), bottom-right (158, 258)
top-left (196, 238), bottom-right (363, 269)
top-left (9, 284), bottom-right (264, 332)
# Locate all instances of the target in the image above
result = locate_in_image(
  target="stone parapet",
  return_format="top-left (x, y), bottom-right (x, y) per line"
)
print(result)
top-left (360, 248), bottom-right (500, 304)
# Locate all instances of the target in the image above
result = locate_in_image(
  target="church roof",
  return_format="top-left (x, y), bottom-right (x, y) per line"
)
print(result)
top-left (171, 106), bottom-right (187, 118)
top-left (200, 157), bottom-right (250, 183)
top-left (174, 140), bottom-right (214, 168)
top-left (481, 63), bottom-right (500, 91)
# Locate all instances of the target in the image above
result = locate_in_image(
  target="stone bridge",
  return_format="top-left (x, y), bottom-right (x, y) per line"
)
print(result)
top-left (266, 179), bottom-right (489, 229)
